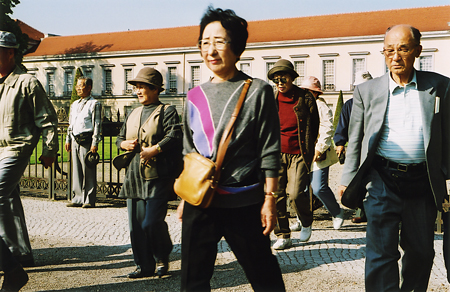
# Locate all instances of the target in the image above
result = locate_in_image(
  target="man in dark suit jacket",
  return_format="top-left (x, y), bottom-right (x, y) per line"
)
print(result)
top-left (338, 24), bottom-right (450, 291)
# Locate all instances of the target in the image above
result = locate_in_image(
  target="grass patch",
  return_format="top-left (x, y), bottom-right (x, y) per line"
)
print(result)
top-left (29, 135), bottom-right (121, 165)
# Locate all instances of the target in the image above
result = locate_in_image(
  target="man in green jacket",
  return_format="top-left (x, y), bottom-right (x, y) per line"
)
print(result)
top-left (0, 30), bottom-right (59, 291)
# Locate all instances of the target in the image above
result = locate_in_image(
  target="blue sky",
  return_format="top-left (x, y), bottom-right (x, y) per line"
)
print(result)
top-left (11, 0), bottom-right (450, 36)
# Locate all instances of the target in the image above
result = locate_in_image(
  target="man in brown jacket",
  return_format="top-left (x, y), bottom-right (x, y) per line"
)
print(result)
top-left (268, 59), bottom-right (319, 250)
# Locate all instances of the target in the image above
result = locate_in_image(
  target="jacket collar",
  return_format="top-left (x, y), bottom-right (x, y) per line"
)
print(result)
top-left (3, 66), bottom-right (22, 88)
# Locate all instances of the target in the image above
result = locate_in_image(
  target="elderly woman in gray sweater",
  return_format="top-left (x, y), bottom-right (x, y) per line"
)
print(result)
top-left (177, 6), bottom-right (285, 292)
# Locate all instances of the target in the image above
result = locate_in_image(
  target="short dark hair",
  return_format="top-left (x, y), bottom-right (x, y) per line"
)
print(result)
top-left (385, 25), bottom-right (421, 46)
top-left (198, 6), bottom-right (248, 57)
top-left (78, 76), bottom-right (93, 88)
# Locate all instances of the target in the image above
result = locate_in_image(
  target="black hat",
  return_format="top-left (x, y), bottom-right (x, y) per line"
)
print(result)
top-left (112, 151), bottom-right (136, 170)
top-left (85, 151), bottom-right (100, 169)
top-left (267, 59), bottom-right (299, 80)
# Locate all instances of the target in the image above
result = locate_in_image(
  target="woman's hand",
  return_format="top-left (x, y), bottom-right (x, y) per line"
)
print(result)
top-left (140, 145), bottom-right (159, 162)
top-left (120, 139), bottom-right (138, 151)
top-left (261, 194), bottom-right (277, 236)
top-left (177, 200), bottom-right (185, 222)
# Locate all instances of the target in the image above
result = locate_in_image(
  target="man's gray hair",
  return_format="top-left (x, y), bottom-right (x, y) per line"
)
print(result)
top-left (78, 76), bottom-right (93, 87)
top-left (385, 25), bottom-right (421, 46)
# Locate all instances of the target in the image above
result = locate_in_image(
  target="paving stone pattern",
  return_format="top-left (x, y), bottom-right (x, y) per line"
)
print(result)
top-left (13, 163), bottom-right (450, 291)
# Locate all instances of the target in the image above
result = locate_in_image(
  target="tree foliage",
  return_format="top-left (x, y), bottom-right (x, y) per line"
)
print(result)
top-left (71, 68), bottom-right (83, 104)
top-left (0, 0), bottom-right (28, 65)
top-left (333, 90), bottom-right (344, 134)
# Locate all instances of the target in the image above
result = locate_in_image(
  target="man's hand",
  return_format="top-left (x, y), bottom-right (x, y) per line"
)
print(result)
top-left (261, 194), bottom-right (277, 236)
top-left (120, 139), bottom-right (138, 151)
top-left (39, 155), bottom-right (55, 169)
top-left (64, 143), bottom-right (71, 152)
top-left (335, 145), bottom-right (345, 157)
top-left (90, 145), bottom-right (98, 153)
top-left (338, 185), bottom-right (347, 199)
top-left (177, 200), bottom-right (185, 222)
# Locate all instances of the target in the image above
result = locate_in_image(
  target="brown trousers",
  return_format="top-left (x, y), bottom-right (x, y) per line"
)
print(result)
top-left (274, 153), bottom-right (313, 239)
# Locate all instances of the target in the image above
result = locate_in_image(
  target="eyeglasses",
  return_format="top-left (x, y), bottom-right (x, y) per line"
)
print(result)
top-left (383, 46), bottom-right (416, 58)
top-left (198, 38), bottom-right (231, 51)
top-left (272, 77), bottom-right (288, 84)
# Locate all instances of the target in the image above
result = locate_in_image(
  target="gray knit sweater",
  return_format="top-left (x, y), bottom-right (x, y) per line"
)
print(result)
top-left (183, 71), bottom-right (281, 208)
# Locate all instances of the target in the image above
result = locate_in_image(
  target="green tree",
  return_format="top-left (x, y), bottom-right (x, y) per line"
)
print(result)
top-left (70, 67), bottom-right (83, 104)
top-left (0, 0), bottom-right (29, 66)
top-left (333, 90), bottom-right (343, 134)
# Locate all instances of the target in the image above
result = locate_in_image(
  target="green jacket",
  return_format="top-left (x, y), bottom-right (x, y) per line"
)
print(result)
top-left (0, 66), bottom-right (59, 159)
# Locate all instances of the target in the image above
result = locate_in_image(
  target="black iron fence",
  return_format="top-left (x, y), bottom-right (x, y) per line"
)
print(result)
top-left (20, 122), bottom-right (126, 200)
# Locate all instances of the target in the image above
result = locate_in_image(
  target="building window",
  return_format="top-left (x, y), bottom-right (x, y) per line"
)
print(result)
top-left (322, 59), bottom-right (335, 91)
top-left (103, 69), bottom-right (112, 95)
top-left (47, 71), bottom-right (55, 97)
top-left (240, 63), bottom-right (251, 76)
top-left (124, 68), bottom-right (133, 95)
top-left (103, 106), bottom-right (112, 122)
top-left (419, 55), bottom-right (433, 71)
top-left (83, 68), bottom-right (93, 80)
top-left (168, 67), bottom-right (177, 94)
top-left (64, 70), bottom-right (73, 97)
top-left (124, 106), bottom-right (132, 118)
top-left (294, 61), bottom-right (305, 86)
top-left (191, 66), bottom-right (200, 89)
top-left (266, 62), bottom-right (275, 83)
top-left (352, 58), bottom-right (366, 89)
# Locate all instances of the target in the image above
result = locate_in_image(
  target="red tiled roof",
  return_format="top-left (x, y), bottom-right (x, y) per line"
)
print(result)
top-left (15, 19), bottom-right (44, 41)
top-left (26, 5), bottom-right (450, 57)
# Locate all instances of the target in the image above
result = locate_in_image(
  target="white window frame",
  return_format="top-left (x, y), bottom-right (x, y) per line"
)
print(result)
top-left (82, 65), bottom-right (94, 80)
top-left (103, 68), bottom-right (113, 95)
top-left (419, 54), bottom-right (434, 72)
top-left (239, 62), bottom-right (251, 76)
top-left (293, 60), bottom-right (306, 86)
top-left (167, 66), bottom-right (178, 94)
top-left (322, 58), bottom-right (336, 91)
top-left (190, 65), bottom-right (201, 89)
top-left (46, 70), bottom-right (56, 97)
top-left (64, 69), bottom-right (73, 97)
top-left (351, 57), bottom-right (366, 89)
top-left (266, 62), bottom-right (275, 83)
top-left (124, 68), bottom-right (133, 95)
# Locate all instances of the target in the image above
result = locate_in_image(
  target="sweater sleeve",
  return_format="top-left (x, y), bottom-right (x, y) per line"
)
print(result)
top-left (256, 83), bottom-right (281, 178)
top-left (156, 105), bottom-right (181, 151)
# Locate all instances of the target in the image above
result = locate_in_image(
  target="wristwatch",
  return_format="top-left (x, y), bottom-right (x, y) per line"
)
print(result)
top-left (155, 144), bottom-right (162, 153)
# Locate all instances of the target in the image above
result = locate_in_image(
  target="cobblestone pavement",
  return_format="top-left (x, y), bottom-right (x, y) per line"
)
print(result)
top-left (10, 163), bottom-right (450, 291)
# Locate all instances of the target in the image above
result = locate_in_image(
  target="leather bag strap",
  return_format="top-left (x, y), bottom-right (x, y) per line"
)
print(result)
top-left (213, 78), bottom-right (252, 186)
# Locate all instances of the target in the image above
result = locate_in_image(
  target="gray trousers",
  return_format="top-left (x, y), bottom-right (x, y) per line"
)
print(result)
top-left (0, 157), bottom-right (33, 260)
top-left (364, 167), bottom-right (436, 292)
top-left (71, 141), bottom-right (97, 205)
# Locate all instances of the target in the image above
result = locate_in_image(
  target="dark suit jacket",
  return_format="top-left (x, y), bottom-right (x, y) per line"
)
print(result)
top-left (341, 70), bottom-right (450, 210)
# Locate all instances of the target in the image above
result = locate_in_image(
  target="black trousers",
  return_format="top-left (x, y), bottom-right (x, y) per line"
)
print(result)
top-left (181, 202), bottom-right (286, 292)
top-left (0, 236), bottom-right (18, 272)
top-left (127, 198), bottom-right (172, 271)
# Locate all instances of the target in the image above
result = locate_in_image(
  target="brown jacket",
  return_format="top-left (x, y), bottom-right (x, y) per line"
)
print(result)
top-left (276, 85), bottom-right (320, 171)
